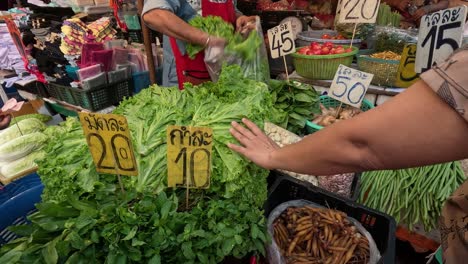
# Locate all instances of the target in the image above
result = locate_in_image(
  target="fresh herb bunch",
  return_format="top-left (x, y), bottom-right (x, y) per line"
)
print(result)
top-left (269, 80), bottom-right (320, 135)
top-left (0, 65), bottom-right (285, 264)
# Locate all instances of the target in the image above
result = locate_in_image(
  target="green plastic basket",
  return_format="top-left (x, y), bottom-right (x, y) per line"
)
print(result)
top-left (357, 55), bottom-right (400, 87)
top-left (305, 95), bottom-right (374, 134)
top-left (292, 47), bottom-right (359, 80)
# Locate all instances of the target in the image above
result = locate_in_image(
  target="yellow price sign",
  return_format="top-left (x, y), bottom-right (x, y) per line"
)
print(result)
top-left (395, 44), bottom-right (420, 88)
top-left (167, 125), bottom-right (213, 189)
top-left (79, 112), bottom-right (138, 176)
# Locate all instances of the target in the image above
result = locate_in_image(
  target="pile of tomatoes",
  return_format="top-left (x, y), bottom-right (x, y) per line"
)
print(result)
top-left (297, 42), bottom-right (353, 56)
top-left (321, 33), bottom-right (346, 40)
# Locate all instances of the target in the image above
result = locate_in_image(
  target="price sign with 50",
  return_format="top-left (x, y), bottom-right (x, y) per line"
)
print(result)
top-left (267, 21), bottom-right (295, 59)
top-left (329, 65), bottom-right (374, 108)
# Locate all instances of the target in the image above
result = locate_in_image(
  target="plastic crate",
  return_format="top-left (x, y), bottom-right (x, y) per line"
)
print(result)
top-left (68, 84), bottom-right (112, 111)
top-left (14, 81), bottom-right (49, 98)
top-left (306, 95), bottom-right (375, 134)
top-left (46, 82), bottom-right (76, 105)
top-left (109, 78), bottom-right (133, 104)
top-left (133, 71), bottom-right (151, 94)
top-left (291, 47), bottom-right (358, 80)
top-left (0, 173), bottom-right (43, 245)
top-left (268, 171), bottom-right (361, 202)
top-left (265, 176), bottom-right (396, 264)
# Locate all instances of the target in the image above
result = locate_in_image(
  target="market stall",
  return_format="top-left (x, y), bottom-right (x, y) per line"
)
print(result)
top-left (1, 0), bottom-right (468, 263)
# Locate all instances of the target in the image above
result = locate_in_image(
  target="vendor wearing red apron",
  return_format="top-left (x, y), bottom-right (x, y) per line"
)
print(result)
top-left (142, 0), bottom-right (255, 89)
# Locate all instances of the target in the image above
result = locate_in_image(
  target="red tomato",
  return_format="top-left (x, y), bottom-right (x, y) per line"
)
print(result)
top-left (345, 48), bottom-right (353, 53)
top-left (311, 44), bottom-right (321, 50)
top-left (324, 42), bottom-right (333, 48)
top-left (306, 50), bottom-right (315, 55)
top-left (336, 34), bottom-right (346, 40)
top-left (321, 34), bottom-right (331, 39)
top-left (321, 47), bottom-right (330, 55)
top-left (336, 45), bottom-right (343, 49)
top-left (298, 47), bottom-right (309, 54)
top-left (335, 48), bottom-right (345, 54)
top-left (312, 50), bottom-right (322, 55)
top-left (310, 42), bottom-right (319, 47)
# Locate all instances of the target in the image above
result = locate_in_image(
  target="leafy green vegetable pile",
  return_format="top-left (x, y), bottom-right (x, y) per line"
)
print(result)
top-left (0, 66), bottom-right (286, 264)
top-left (269, 80), bottom-right (320, 135)
top-left (359, 162), bottom-right (466, 231)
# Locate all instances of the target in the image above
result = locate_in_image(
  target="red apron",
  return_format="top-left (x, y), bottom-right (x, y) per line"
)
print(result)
top-left (170, 0), bottom-right (236, 89)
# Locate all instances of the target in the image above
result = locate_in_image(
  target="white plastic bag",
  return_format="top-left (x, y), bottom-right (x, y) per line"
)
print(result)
top-left (267, 199), bottom-right (381, 264)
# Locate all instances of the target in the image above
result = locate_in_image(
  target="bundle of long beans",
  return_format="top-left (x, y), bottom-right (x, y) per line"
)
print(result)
top-left (377, 3), bottom-right (401, 27)
top-left (359, 162), bottom-right (466, 231)
top-left (273, 206), bottom-right (370, 264)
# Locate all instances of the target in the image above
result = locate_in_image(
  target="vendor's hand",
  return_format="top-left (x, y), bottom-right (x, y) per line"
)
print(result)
top-left (236, 15), bottom-right (257, 35)
top-left (0, 112), bottom-right (12, 130)
top-left (413, 7), bottom-right (430, 22)
top-left (394, 0), bottom-right (411, 12)
top-left (227, 118), bottom-right (280, 170)
top-left (207, 35), bottom-right (227, 48)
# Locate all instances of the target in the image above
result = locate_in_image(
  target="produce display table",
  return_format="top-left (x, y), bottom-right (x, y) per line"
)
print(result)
top-left (280, 71), bottom-right (406, 106)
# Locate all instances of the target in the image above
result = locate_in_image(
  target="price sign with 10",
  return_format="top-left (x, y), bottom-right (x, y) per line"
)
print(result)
top-left (267, 21), bottom-right (295, 59)
top-left (415, 6), bottom-right (467, 73)
top-left (167, 125), bottom-right (213, 189)
top-left (79, 112), bottom-right (138, 176)
top-left (329, 65), bottom-right (374, 108)
top-left (338, 0), bottom-right (380, 24)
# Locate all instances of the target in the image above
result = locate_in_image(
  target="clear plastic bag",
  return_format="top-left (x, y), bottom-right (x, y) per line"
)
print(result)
top-left (267, 199), bottom-right (381, 264)
top-left (204, 16), bottom-right (270, 83)
top-left (369, 26), bottom-right (418, 53)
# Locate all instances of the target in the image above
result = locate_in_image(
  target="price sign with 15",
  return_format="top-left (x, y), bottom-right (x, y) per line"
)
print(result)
top-left (338, 0), bottom-right (380, 24)
top-left (267, 21), bottom-right (295, 59)
top-left (79, 112), bottom-right (138, 176)
top-left (329, 65), bottom-right (374, 108)
top-left (415, 6), bottom-right (467, 73)
top-left (167, 125), bottom-right (213, 189)
top-left (395, 44), bottom-right (420, 88)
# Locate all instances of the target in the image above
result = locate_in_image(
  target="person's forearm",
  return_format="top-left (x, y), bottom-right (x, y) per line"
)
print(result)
top-left (269, 81), bottom-right (468, 175)
top-left (142, 10), bottom-right (208, 46)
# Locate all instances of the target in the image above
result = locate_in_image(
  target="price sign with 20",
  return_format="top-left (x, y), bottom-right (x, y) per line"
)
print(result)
top-left (79, 113), bottom-right (138, 176)
top-left (338, 0), bottom-right (380, 24)
top-left (167, 125), bottom-right (213, 189)
top-left (329, 65), bottom-right (374, 108)
top-left (267, 21), bottom-right (295, 59)
top-left (415, 6), bottom-right (467, 73)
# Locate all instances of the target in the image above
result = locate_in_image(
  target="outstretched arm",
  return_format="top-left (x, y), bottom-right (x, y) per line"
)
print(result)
top-left (228, 80), bottom-right (468, 175)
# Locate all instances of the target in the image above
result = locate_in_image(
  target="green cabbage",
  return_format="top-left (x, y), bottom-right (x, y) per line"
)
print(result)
top-left (0, 132), bottom-right (48, 162)
top-left (9, 114), bottom-right (52, 126)
top-left (1, 151), bottom-right (45, 179)
top-left (0, 118), bottom-right (46, 143)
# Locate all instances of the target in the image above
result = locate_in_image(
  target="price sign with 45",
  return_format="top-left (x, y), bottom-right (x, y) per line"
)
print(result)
top-left (329, 65), bottom-right (374, 107)
top-left (267, 21), bottom-right (295, 59)
top-left (415, 6), bottom-right (467, 73)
